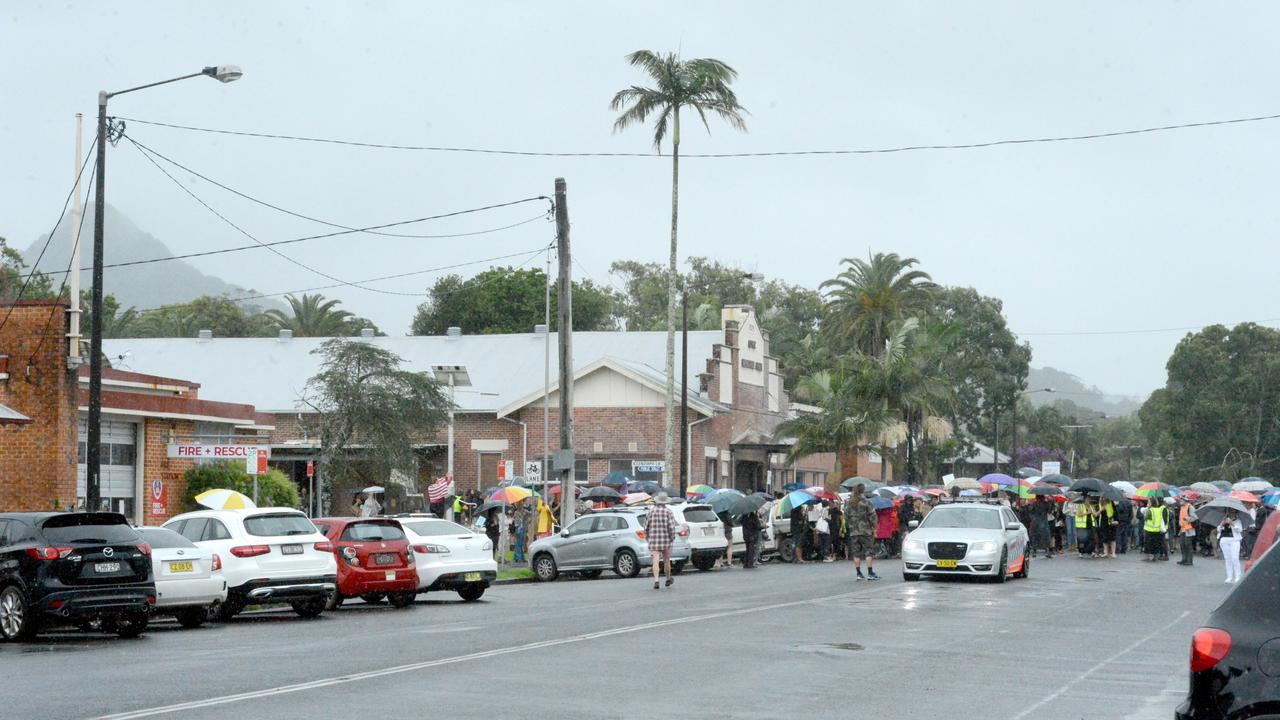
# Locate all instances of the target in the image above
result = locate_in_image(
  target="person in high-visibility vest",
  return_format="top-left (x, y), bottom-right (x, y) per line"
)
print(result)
top-left (1143, 499), bottom-right (1169, 561)
top-left (1075, 499), bottom-right (1092, 559)
top-left (1177, 498), bottom-right (1197, 566)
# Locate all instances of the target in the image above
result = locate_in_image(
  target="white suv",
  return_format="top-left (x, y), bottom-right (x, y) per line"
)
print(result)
top-left (163, 508), bottom-right (337, 620)
top-left (671, 503), bottom-right (728, 571)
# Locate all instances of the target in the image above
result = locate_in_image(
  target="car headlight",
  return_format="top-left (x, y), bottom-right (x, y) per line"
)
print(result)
top-left (972, 541), bottom-right (997, 553)
top-left (903, 539), bottom-right (923, 552)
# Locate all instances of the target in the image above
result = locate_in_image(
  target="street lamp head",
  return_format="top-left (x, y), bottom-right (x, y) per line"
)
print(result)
top-left (742, 272), bottom-right (765, 282)
top-left (203, 65), bottom-right (243, 83)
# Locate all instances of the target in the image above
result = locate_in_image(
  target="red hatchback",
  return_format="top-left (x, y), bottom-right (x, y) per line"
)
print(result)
top-left (312, 518), bottom-right (418, 609)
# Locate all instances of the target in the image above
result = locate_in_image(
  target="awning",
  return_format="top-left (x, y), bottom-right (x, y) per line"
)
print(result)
top-left (0, 403), bottom-right (31, 424)
top-left (729, 429), bottom-right (794, 452)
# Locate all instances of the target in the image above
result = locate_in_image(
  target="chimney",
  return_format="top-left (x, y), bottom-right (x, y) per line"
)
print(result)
top-left (360, 328), bottom-right (375, 339)
top-left (446, 326), bottom-right (462, 339)
top-left (197, 329), bottom-right (213, 342)
top-left (277, 329), bottom-right (293, 342)
top-left (534, 323), bottom-right (548, 335)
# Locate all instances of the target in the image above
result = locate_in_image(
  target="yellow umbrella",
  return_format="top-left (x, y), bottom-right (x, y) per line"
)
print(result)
top-left (490, 486), bottom-right (534, 504)
top-left (195, 488), bottom-right (257, 511)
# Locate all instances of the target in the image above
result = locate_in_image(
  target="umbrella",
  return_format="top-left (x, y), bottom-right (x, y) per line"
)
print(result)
top-left (779, 490), bottom-right (818, 514)
top-left (363, 485), bottom-right (385, 494)
top-left (1029, 484), bottom-right (1063, 497)
top-left (782, 481), bottom-right (807, 492)
top-left (600, 471), bottom-right (636, 488)
top-left (946, 477), bottom-right (984, 491)
top-left (1196, 498), bottom-right (1256, 529)
top-left (1228, 490), bottom-right (1261, 504)
top-left (194, 488), bottom-right (257, 511)
top-left (807, 487), bottom-right (840, 502)
top-left (752, 491), bottom-right (775, 500)
top-left (1038, 474), bottom-right (1073, 487)
top-left (979, 473), bottom-right (1018, 487)
top-left (1188, 482), bottom-right (1222, 495)
top-left (621, 492), bottom-right (652, 506)
top-left (726, 494), bottom-right (768, 518)
top-left (1068, 478), bottom-right (1107, 495)
top-left (1099, 485), bottom-right (1129, 503)
top-left (1135, 482), bottom-right (1178, 500)
top-left (686, 484), bottom-right (716, 500)
top-left (706, 489), bottom-right (747, 513)
top-left (1015, 467), bottom-right (1043, 479)
top-left (474, 499), bottom-right (510, 516)
top-left (891, 485), bottom-right (921, 495)
top-left (838, 476), bottom-right (875, 491)
top-left (1109, 480), bottom-right (1138, 498)
top-left (1262, 491), bottom-right (1279, 508)
top-left (489, 486), bottom-right (534, 504)
top-left (873, 487), bottom-right (898, 499)
top-left (869, 496), bottom-right (895, 509)
top-left (1233, 478), bottom-right (1274, 493)
top-left (581, 486), bottom-right (622, 501)
top-left (628, 480), bottom-right (662, 495)
top-left (1211, 480), bottom-right (1234, 493)
top-left (923, 488), bottom-right (947, 497)
top-left (958, 489), bottom-right (981, 497)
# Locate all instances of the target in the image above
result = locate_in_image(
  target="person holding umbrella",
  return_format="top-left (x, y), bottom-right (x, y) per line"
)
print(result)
top-left (1219, 508), bottom-right (1245, 583)
top-left (1142, 497), bottom-right (1169, 561)
top-left (844, 488), bottom-right (879, 580)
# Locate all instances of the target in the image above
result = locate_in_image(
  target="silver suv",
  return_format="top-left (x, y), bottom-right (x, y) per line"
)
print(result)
top-left (529, 510), bottom-right (692, 582)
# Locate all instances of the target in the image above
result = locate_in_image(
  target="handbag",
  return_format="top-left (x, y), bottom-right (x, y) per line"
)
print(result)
top-left (816, 518), bottom-right (830, 535)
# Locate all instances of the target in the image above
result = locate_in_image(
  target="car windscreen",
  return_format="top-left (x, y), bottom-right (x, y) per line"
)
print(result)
top-left (403, 520), bottom-right (471, 536)
top-left (340, 522), bottom-right (406, 541)
top-left (681, 507), bottom-right (719, 523)
top-left (137, 527), bottom-right (196, 549)
top-left (40, 513), bottom-right (140, 545)
top-left (919, 508), bottom-right (1002, 530)
top-left (243, 513), bottom-right (318, 537)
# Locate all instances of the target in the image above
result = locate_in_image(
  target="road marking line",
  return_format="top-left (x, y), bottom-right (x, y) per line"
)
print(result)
top-left (94, 583), bottom-right (898, 720)
top-left (1009, 610), bottom-right (1192, 720)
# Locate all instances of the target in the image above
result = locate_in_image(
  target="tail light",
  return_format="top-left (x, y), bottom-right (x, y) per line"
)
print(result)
top-left (146, 595), bottom-right (157, 605)
top-left (211, 554), bottom-right (223, 572)
top-left (636, 530), bottom-right (646, 539)
top-left (340, 546), bottom-right (360, 565)
top-left (230, 545), bottom-right (270, 558)
top-left (137, 543), bottom-right (152, 556)
top-left (412, 544), bottom-right (449, 554)
top-left (678, 524), bottom-right (690, 537)
top-left (314, 542), bottom-right (333, 552)
top-left (26, 547), bottom-right (72, 561)
top-left (402, 548), bottom-right (414, 564)
top-left (1191, 628), bottom-right (1232, 672)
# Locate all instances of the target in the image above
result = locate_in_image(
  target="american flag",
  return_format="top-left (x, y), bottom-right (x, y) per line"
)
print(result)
top-left (427, 476), bottom-right (452, 502)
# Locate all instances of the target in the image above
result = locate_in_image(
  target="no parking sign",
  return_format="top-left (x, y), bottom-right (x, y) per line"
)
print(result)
top-left (150, 478), bottom-right (166, 517)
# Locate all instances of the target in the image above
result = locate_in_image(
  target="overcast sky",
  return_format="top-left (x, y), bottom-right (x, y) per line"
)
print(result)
top-left (4, 1), bottom-right (1279, 398)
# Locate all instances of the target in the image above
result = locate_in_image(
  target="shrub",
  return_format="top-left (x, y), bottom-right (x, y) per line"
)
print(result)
top-left (183, 461), bottom-right (301, 511)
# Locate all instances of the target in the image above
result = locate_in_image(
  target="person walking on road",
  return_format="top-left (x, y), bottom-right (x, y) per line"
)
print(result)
top-left (741, 507), bottom-right (761, 569)
top-left (1219, 509), bottom-right (1244, 583)
top-left (1177, 498), bottom-right (1197, 566)
top-left (718, 511), bottom-right (736, 569)
top-left (1029, 496), bottom-right (1054, 558)
top-left (844, 488), bottom-right (879, 580)
top-left (645, 493), bottom-right (679, 589)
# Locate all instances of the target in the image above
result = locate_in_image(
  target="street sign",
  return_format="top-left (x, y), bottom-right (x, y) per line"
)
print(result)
top-left (1041, 461), bottom-right (1061, 476)
top-left (149, 478), bottom-right (166, 517)
top-left (524, 461), bottom-right (542, 483)
top-left (306, 460), bottom-right (314, 478)
top-left (503, 460), bottom-right (514, 480)
top-left (257, 450), bottom-right (269, 475)
top-left (168, 444), bottom-right (269, 460)
top-left (632, 460), bottom-right (665, 474)
top-left (497, 460), bottom-right (507, 482)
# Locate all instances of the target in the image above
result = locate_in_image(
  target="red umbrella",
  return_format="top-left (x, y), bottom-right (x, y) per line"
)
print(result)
top-left (924, 488), bottom-right (947, 497)
top-left (807, 487), bottom-right (839, 501)
top-left (1229, 490), bottom-right (1261, 504)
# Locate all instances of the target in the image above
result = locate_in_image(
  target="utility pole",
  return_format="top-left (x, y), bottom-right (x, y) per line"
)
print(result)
top-left (679, 288), bottom-right (688, 493)
top-left (86, 92), bottom-right (108, 512)
top-left (555, 178), bottom-right (575, 530)
top-left (67, 113), bottom-right (84, 371)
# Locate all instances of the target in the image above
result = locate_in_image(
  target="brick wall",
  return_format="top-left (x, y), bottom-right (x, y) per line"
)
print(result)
top-left (140, 418), bottom-right (196, 525)
top-left (0, 301), bottom-right (77, 511)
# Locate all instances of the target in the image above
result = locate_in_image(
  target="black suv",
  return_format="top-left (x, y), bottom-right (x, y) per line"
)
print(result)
top-left (1176, 532), bottom-right (1280, 719)
top-left (0, 512), bottom-right (155, 640)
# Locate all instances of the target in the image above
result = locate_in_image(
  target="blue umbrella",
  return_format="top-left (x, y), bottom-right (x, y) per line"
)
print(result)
top-left (628, 480), bottom-right (662, 495)
top-left (779, 490), bottom-right (818, 513)
top-left (601, 471), bottom-right (636, 489)
top-left (868, 496), bottom-right (894, 510)
top-left (782, 481), bottom-right (806, 492)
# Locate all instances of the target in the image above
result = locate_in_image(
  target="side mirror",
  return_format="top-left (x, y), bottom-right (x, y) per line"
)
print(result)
top-left (908, 520), bottom-right (919, 529)
top-left (560, 531), bottom-right (570, 538)
top-left (1005, 523), bottom-right (1020, 531)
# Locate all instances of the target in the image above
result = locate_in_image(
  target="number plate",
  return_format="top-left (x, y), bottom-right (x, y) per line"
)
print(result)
top-left (702, 527), bottom-right (716, 536)
top-left (464, 572), bottom-right (482, 582)
top-left (936, 559), bottom-right (958, 569)
top-left (168, 561), bottom-right (194, 573)
top-left (385, 571), bottom-right (396, 581)
top-left (374, 553), bottom-right (396, 566)
top-left (94, 562), bottom-right (121, 573)
top-left (281, 544), bottom-right (303, 555)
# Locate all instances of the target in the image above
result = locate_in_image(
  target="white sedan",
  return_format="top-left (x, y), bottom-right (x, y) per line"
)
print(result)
top-left (399, 518), bottom-right (497, 602)
top-left (900, 501), bottom-right (1030, 582)
top-left (136, 527), bottom-right (228, 628)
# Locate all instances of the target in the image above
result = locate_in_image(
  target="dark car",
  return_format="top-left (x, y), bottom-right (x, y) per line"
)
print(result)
top-left (0, 512), bottom-right (155, 640)
top-left (311, 518), bottom-right (417, 609)
top-left (1176, 526), bottom-right (1280, 719)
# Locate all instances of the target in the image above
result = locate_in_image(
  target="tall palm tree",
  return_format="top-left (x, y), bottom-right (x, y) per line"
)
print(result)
top-left (611, 49), bottom-right (747, 484)
top-left (264, 293), bottom-right (356, 337)
top-left (821, 253), bottom-right (936, 357)
top-left (774, 367), bottom-right (894, 484)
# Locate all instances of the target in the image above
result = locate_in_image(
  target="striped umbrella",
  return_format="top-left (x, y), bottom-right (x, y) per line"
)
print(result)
top-left (1135, 482), bottom-right (1178, 500)
top-left (686, 484), bottom-right (716, 500)
top-left (195, 488), bottom-right (256, 511)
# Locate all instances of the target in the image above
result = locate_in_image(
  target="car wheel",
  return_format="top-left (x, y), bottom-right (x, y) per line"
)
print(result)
top-left (457, 584), bottom-right (486, 602)
top-left (360, 593), bottom-right (386, 605)
top-left (388, 591), bottom-right (416, 609)
top-left (692, 555), bottom-right (717, 572)
top-left (578, 569), bottom-right (603, 580)
top-left (670, 561), bottom-right (685, 576)
top-left (533, 553), bottom-right (559, 582)
top-left (0, 586), bottom-right (37, 641)
top-left (113, 611), bottom-right (148, 638)
top-left (613, 549), bottom-right (640, 578)
top-left (777, 537), bottom-right (796, 563)
top-left (291, 598), bottom-right (327, 618)
top-left (175, 607), bottom-right (207, 629)
top-left (994, 549), bottom-right (1008, 584)
top-left (326, 592), bottom-right (345, 611)
top-left (903, 572), bottom-right (920, 582)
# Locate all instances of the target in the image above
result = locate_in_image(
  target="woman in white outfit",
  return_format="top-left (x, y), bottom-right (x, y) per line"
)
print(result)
top-left (1218, 509), bottom-right (1244, 583)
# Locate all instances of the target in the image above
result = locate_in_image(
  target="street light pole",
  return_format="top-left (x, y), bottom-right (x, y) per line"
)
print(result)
top-left (86, 65), bottom-right (241, 511)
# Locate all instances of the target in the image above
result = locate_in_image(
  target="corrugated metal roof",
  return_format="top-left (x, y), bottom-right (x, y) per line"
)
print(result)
top-left (102, 331), bottom-right (723, 414)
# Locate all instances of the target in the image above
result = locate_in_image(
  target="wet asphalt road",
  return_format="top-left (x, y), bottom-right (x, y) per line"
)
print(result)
top-left (1, 550), bottom-right (1234, 720)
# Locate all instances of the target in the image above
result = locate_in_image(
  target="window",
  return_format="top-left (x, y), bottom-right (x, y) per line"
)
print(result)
top-left (77, 442), bottom-right (86, 464)
top-left (574, 459), bottom-right (589, 484)
top-left (565, 517), bottom-right (595, 536)
top-left (243, 513), bottom-right (317, 537)
top-left (203, 519), bottom-right (232, 541)
top-left (9, 522), bottom-right (36, 544)
top-left (0, 520), bottom-right (9, 546)
top-left (706, 459), bottom-right (718, 484)
top-left (681, 507), bottom-right (719, 524)
top-left (39, 514), bottom-right (140, 544)
top-left (595, 516), bottom-right (626, 532)
top-left (919, 508), bottom-right (1002, 531)
top-left (478, 452), bottom-right (500, 488)
top-left (340, 522), bottom-right (406, 542)
top-left (608, 459), bottom-right (632, 475)
top-left (177, 518), bottom-right (208, 542)
top-left (110, 443), bottom-right (136, 466)
top-left (137, 527), bottom-right (196, 549)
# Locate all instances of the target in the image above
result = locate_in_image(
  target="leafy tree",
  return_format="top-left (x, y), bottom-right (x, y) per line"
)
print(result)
top-left (774, 368), bottom-right (894, 483)
top-left (79, 292), bottom-right (141, 339)
top-left (410, 266), bottom-right (617, 335)
top-left (129, 295), bottom-right (273, 338)
top-left (0, 236), bottom-right (58, 301)
top-left (821, 252), bottom-right (936, 357)
top-left (1140, 323), bottom-right (1280, 483)
top-left (183, 461), bottom-right (299, 510)
top-left (302, 339), bottom-right (451, 500)
top-left (264, 293), bottom-right (378, 337)
top-left (611, 49), bottom-right (748, 484)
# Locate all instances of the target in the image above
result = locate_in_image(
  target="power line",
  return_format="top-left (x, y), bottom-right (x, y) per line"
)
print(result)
top-left (116, 110), bottom-right (1280, 158)
top-left (1017, 318), bottom-right (1280, 337)
top-left (125, 134), bottom-right (552, 239)
top-left (28, 151), bottom-right (98, 364)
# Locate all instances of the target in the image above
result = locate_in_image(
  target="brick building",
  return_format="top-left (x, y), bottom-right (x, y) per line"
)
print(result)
top-left (106, 306), bottom-right (871, 514)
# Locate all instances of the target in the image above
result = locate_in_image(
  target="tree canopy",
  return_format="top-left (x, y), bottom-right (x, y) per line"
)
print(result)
top-left (265, 293), bottom-right (379, 337)
top-left (410, 266), bottom-right (617, 335)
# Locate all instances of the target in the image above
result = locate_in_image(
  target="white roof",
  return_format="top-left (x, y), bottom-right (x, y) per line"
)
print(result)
top-left (103, 331), bottom-right (722, 414)
top-left (948, 441), bottom-right (1011, 465)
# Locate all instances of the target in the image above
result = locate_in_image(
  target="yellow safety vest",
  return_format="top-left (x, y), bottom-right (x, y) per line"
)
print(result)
top-left (1075, 508), bottom-right (1090, 529)
top-left (1144, 505), bottom-right (1166, 533)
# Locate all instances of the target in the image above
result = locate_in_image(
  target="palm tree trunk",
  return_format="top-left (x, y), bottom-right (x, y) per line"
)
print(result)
top-left (663, 109), bottom-right (681, 486)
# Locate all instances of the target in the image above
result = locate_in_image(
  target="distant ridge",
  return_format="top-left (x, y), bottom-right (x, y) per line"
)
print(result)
top-left (1027, 366), bottom-right (1144, 416)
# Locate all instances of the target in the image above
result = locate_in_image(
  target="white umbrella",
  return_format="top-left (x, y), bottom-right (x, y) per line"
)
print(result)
top-left (363, 485), bottom-right (385, 494)
top-left (1233, 479), bottom-right (1274, 493)
top-left (1197, 498), bottom-right (1256, 529)
top-left (1110, 480), bottom-right (1138, 498)
top-left (945, 477), bottom-right (983, 491)
top-left (195, 488), bottom-right (257, 511)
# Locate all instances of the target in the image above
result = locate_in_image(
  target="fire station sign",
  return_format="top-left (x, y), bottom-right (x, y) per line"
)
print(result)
top-left (166, 444), bottom-right (271, 460)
